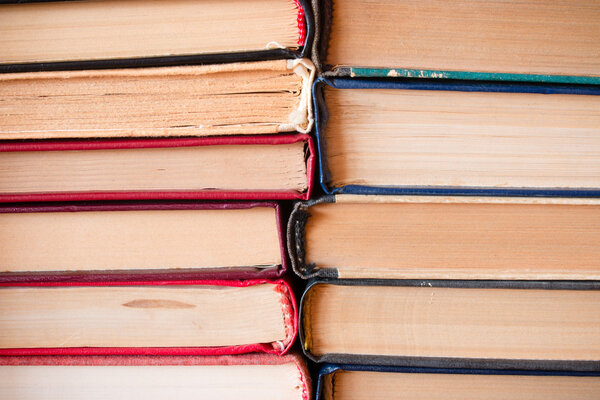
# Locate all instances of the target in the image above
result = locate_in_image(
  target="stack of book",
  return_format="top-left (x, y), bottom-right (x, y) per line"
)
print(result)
top-left (0, 0), bottom-right (314, 398)
top-left (2, 0), bottom-right (600, 398)
top-left (290, 0), bottom-right (600, 399)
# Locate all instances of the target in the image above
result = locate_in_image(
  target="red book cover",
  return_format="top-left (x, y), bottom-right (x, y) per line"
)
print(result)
top-left (0, 279), bottom-right (298, 357)
top-left (0, 133), bottom-right (315, 202)
top-left (0, 353), bottom-right (311, 400)
top-left (0, 201), bottom-right (288, 283)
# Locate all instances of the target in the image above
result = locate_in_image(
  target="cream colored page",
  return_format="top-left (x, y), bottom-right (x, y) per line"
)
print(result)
top-left (327, 0), bottom-right (600, 77)
top-left (331, 370), bottom-right (600, 400)
top-left (0, 284), bottom-right (286, 348)
top-left (0, 364), bottom-right (303, 400)
top-left (308, 285), bottom-right (600, 360)
top-left (0, 208), bottom-right (281, 272)
top-left (324, 88), bottom-right (600, 189)
top-left (304, 201), bottom-right (600, 279)
top-left (0, 62), bottom-right (303, 139)
top-left (0, 142), bottom-right (307, 193)
top-left (0, 0), bottom-right (299, 63)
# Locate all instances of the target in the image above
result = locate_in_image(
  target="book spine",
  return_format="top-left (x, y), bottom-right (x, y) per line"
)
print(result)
top-left (287, 197), bottom-right (337, 279)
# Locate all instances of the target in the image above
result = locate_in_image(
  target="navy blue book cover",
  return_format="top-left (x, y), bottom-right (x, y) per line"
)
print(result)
top-left (313, 77), bottom-right (600, 198)
top-left (316, 363), bottom-right (600, 400)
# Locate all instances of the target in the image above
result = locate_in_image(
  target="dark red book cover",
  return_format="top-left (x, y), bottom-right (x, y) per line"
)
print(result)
top-left (0, 133), bottom-right (315, 202)
top-left (0, 279), bottom-right (298, 357)
top-left (0, 201), bottom-right (289, 283)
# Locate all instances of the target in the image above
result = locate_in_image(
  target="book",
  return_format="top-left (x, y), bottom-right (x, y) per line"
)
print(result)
top-left (313, 78), bottom-right (600, 196)
top-left (0, 202), bottom-right (289, 282)
top-left (316, 0), bottom-right (600, 84)
top-left (0, 353), bottom-right (311, 400)
top-left (300, 280), bottom-right (600, 370)
top-left (288, 195), bottom-right (600, 280)
top-left (0, 279), bottom-right (297, 355)
top-left (0, 59), bottom-right (314, 140)
top-left (0, 134), bottom-right (314, 202)
top-left (316, 364), bottom-right (600, 400)
top-left (0, 0), bottom-right (311, 70)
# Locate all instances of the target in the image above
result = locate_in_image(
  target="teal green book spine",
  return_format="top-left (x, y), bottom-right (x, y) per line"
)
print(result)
top-left (334, 67), bottom-right (600, 85)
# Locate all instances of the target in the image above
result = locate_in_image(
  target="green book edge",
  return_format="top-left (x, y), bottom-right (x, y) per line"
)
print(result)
top-left (338, 67), bottom-right (600, 85)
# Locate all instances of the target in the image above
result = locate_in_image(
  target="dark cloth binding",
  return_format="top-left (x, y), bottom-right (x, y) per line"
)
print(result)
top-left (0, 50), bottom-right (296, 74)
top-left (312, 354), bottom-right (600, 372)
top-left (310, 0), bottom-right (332, 73)
top-left (287, 196), bottom-right (337, 279)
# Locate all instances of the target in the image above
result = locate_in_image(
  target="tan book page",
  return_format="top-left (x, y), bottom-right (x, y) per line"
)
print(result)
top-left (0, 284), bottom-right (286, 348)
top-left (0, 364), bottom-right (304, 400)
top-left (304, 201), bottom-right (600, 279)
top-left (0, 0), bottom-right (300, 63)
top-left (0, 142), bottom-right (307, 194)
top-left (0, 207), bottom-right (281, 272)
top-left (306, 284), bottom-right (600, 360)
top-left (324, 87), bottom-right (600, 189)
top-left (327, 0), bottom-right (600, 77)
top-left (0, 60), bottom-right (314, 139)
top-left (329, 370), bottom-right (600, 400)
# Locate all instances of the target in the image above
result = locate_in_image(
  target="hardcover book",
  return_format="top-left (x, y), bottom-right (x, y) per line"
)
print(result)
top-left (0, 353), bottom-right (311, 400)
top-left (288, 195), bottom-right (600, 280)
top-left (0, 134), bottom-right (314, 202)
top-left (313, 78), bottom-right (600, 196)
top-left (0, 202), bottom-right (289, 282)
top-left (0, 0), bottom-right (312, 71)
top-left (315, 0), bottom-right (600, 84)
top-left (300, 280), bottom-right (600, 370)
top-left (0, 279), bottom-right (297, 356)
top-left (316, 364), bottom-right (600, 400)
top-left (0, 59), bottom-right (314, 140)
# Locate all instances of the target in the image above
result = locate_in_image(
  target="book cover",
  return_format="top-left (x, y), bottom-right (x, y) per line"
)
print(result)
top-left (287, 195), bottom-right (600, 280)
top-left (0, 202), bottom-right (289, 282)
top-left (0, 353), bottom-right (311, 400)
top-left (315, 0), bottom-right (600, 84)
top-left (313, 77), bottom-right (600, 197)
top-left (0, 279), bottom-right (298, 356)
top-left (300, 279), bottom-right (600, 371)
top-left (316, 364), bottom-right (600, 400)
top-left (0, 0), bottom-right (314, 73)
top-left (1, 59), bottom-right (315, 139)
top-left (0, 134), bottom-right (315, 202)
